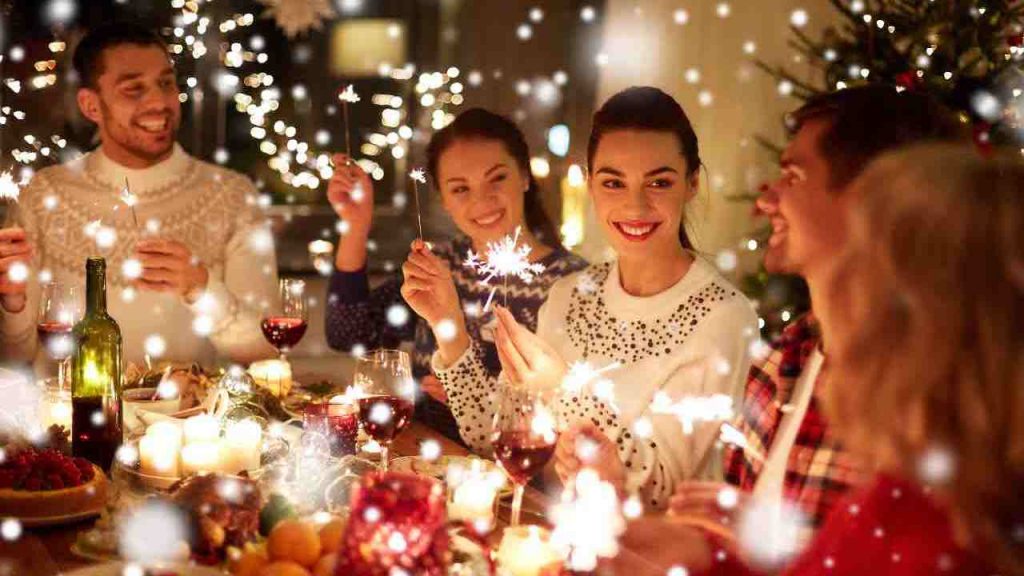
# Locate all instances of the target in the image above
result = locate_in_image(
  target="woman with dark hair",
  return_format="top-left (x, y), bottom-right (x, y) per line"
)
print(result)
top-left (437, 87), bottom-right (757, 507)
top-left (324, 108), bottom-right (587, 441)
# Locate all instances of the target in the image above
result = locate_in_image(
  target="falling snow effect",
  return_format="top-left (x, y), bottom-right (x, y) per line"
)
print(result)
top-left (737, 497), bottom-right (809, 569)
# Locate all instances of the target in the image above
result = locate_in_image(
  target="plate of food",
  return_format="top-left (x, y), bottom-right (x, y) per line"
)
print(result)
top-left (0, 445), bottom-right (108, 528)
top-left (390, 455), bottom-right (512, 495)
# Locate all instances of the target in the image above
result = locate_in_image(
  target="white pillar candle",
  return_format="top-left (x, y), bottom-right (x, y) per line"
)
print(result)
top-left (225, 419), bottom-right (262, 473)
top-left (139, 433), bottom-right (180, 477)
top-left (146, 420), bottom-right (183, 447)
top-left (45, 390), bottom-right (72, 431)
top-left (183, 414), bottom-right (220, 444)
top-left (495, 526), bottom-right (564, 576)
top-left (450, 478), bottom-right (497, 524)
top-left (247, 360), bottom-right (292, 398)
top-left (181, 441), bottom-right (224, 475)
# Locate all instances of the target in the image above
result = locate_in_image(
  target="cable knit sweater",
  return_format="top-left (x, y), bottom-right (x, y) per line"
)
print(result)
top-left (434, 257), bottom-right (758, 509)
top-left (1, 144), bottom-right (279, 366)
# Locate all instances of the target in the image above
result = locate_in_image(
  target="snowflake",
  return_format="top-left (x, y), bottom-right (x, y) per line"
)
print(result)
top-left (0, 171), bottom-right (20, 202)
top-left (257, 0), bottom-right (336, 38)
top-left (463, 226), bottom-right (546, 310)
top-left (338, 84), bottom-right (360, 103)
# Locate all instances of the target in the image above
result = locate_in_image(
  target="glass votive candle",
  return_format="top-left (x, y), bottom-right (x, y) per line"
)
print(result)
top-left (303, 401), bottom-right (359, 457)
top-left (337, 471), bottom-right (449, 575)
top-left (40, 379), bottom-right (72, 432)
top-left (496, 525), bottom-right (564, 576)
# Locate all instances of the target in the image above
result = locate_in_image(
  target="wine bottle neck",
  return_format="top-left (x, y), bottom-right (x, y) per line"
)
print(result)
top-left (85, 258), bottom-right (107, 314)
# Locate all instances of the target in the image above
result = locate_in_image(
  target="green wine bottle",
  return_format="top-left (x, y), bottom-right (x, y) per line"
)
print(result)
top-left (70, 257), bottom-right (123, 471)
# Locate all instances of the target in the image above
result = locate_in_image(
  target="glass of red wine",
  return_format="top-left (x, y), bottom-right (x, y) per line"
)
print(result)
top-left (354, 349), bottom-right (416, 472)
top-left (261, 278), bottom-right (308, 361)
top-left (491, 384), bottom-right (559, 526)
top-left (37, 282), bottom-right (82, 392)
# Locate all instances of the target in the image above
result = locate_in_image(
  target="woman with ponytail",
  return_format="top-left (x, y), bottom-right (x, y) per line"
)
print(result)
top-left (325, 108), bottom-right (587, 442)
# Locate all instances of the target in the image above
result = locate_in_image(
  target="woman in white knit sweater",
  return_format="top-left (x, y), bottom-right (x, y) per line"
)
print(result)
top-left (433, 87), bottom-right (757, 509)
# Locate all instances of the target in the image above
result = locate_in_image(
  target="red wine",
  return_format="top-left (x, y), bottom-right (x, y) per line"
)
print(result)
top-left (492, 431), bottom-right (556, 484)
top-left (358, 395), bottom-right (414, 443)
top-left (37, 322), bottom-right (74, 360)
top-left (260, 316), bottom-right (307, 351)
top-left (304, 403), bottom-right (359, 457)
top-left (72, 396), bottom-right (121, 471)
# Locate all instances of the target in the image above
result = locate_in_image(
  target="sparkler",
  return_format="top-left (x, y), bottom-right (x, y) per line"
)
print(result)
top-left (650, 391), bottom-right (734, 435)
top-left (563, 360), bottom-right (622, 412)
top-left (337, 84), bottom-right (360, 164)
top-left (463, 226), bottom-right (546, 311)
top-left (409, 168), bottom-right (426, 240)
top-left (120, 178), bottom-right (139, 228)
top-left (0, 171), bottom-right (20, 229)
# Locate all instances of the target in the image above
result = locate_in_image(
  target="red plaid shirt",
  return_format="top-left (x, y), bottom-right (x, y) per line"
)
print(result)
top-left (723, 313), bottom-right (865, 528)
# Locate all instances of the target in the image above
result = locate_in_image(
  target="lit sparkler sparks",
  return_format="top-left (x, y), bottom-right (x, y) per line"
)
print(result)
top-left (563, 360), bottom-right (622, 412)
top-left (550, 469), bottom-right (625, 572)
top-left (650, 392), bottom-right (734, 435)
top-left (0, 171), bottom-right (21, 203)
top-left (409, 168), bottom-right (426, 240)
top-left (463, 226), bottom-right (546, 311)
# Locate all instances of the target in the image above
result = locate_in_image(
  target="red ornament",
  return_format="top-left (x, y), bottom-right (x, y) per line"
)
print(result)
top-left (895, 71), bottom-right (922, 91)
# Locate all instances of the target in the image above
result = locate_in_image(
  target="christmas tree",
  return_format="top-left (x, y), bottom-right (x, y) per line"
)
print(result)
top-left (743, 0), bottom-right (1024, 336)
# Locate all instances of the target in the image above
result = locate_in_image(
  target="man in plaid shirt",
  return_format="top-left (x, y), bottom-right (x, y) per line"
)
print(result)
top-left (718, 86), bottom-right (968, 529)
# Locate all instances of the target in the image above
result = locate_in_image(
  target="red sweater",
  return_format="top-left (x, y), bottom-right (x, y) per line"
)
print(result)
top-left (708, 475), bottom-right (991, 576)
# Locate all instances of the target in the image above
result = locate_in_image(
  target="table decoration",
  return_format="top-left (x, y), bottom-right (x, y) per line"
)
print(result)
top-left (122, 386), bottom-right (180, 439)
top-left (303, 401), bottom-right (359, 457)
top-left (247, 359), bottom-right (294, 399)
top-left (40, 378), bottom-right (73, 432)
top-left (446, 458), bottom-right (505, 527)
top-left (335, 471), bottom-right (450, 575)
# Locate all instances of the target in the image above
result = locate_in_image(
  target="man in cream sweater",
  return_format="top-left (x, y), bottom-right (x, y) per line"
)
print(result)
top-left (0, 23), bottom-right (277, 366)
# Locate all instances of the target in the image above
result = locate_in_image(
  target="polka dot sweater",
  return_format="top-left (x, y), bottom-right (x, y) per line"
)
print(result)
top-left (434, 257), bottom-right (758, 508)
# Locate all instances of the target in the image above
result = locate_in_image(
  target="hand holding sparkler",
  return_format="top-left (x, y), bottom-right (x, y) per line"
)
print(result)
top-left (494, 305), bottom-right (567, 390)
top-left (554, 423), bottom-right (627, 493)
top-left (668, 480), bottom-right (749, 531)
top-left (0, 227), bottom-right (32, 313)
top-left (399, 239), bottom-right (469, 363)
top-left (327, 153), bottom-right (375, 235)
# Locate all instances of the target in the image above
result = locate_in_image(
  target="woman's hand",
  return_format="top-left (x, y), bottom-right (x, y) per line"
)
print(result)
top-left (554, 423), bottom-right (626, 492)
top-left (0, 227), bottom-right (33, 313)
top-left (420, 375), bottom-right (448, 404)
top-left (493, 306), bottom-right (567, 390)
top-left (327, 153), bottom-right (375, 238)
top-left (400, 240), bottom-right (470, 364)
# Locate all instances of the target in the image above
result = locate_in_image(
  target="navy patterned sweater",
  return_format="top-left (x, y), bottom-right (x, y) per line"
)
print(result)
top-left (325, 236), bottom-right (588, 441)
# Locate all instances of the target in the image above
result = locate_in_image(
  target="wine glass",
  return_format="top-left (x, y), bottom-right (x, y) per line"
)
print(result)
top-left (261, 278), bottom-right (308, 361)
top-left (37, 282), bottom-right (82, 391)
top-left (353, 349), bottom-right (416, 471)
top-left (491, 383), bottom-right (559, 526)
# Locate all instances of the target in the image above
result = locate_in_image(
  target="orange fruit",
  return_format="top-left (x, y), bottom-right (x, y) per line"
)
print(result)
top-left (258, 561), bottom-right (311, 576)
top-left (268, 520), bottom-right (322, 568)
top-left (318, 519), bottom-right (347, 554)
top-left (231, 549), bottom-right (269, 576)
top-left (312, 553), bottom-right (338, 576)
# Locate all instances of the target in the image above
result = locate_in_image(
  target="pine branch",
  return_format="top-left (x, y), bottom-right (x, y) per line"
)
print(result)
top-left (753, 61), bottom-right (822, 95)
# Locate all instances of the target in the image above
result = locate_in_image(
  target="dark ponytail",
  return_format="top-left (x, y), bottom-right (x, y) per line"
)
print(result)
top-left (586, 87), bottom-right (701, 251)
top-left (426, 108), bottom-right (561, 247)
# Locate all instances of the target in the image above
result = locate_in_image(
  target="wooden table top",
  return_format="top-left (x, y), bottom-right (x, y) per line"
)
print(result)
top-left (0, 421), bottom-right (551, 575)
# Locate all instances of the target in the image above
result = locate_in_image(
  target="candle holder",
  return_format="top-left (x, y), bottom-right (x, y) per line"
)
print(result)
top-left (495, 526), bottom-right (564, 576)
top-left (336, 471), bottom-right (450, 575)
top-left (303, 401), bottom-right (359, 457)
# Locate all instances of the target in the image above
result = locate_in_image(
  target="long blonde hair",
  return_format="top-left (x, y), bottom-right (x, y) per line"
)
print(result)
top-left (824, 144), bottom-right (1024, 574)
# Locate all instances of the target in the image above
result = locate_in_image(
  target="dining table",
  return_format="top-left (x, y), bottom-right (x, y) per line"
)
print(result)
top-left (0, 419), bottom-right (558, 576)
